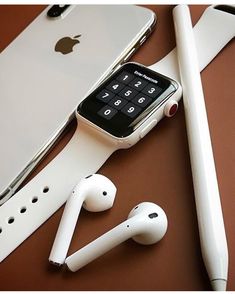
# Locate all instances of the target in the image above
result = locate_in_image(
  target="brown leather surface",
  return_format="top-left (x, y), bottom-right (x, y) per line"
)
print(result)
top-left (0, 5), bottom-right (234, 291)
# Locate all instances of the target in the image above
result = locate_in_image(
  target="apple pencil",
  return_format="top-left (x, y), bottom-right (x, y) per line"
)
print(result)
top-left (173, 5), bottom-right (228, 291)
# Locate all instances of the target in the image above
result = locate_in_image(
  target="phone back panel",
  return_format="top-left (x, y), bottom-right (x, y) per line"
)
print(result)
top-left (0, 5), bottom-right (155, 197)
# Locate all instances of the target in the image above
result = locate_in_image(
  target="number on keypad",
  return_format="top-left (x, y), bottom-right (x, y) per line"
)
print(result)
top-left (123, 75), bottom-right (129, 81)
top-left (149, 88), bottom-right (155, 94)
top-left (127, 106), bottom-right (135, 113)
top-left (104, 109), bottom-right (111, 115)
top-left (125, 90), bottom-right (132, 97)
top-left (108, 97), bottom-right (128, 110)
top-left (132, 94), bottom-right (152, 108)
top-left (142, 83), bottom-right (162, 98)
top-left (114, 99), bottom-right (122, 106)
top-left (96, 89), bottom-right (115, 103)
top-left (138, 97), bottom-right (145, 104)
top-left (130, 78), bottom-right (148, 91)
top-left (119, 86), bottom-right (138, 100)
top-left (135, 81), bottom-right (141, 87)
top-left (106, 80), bottom-right (125, 94)
top-left (98, 105), bottom-right (117, 120)
top-left (117, 71), bottom-right (135, 84)
top-left (121, 103), bottom-right (141, 118)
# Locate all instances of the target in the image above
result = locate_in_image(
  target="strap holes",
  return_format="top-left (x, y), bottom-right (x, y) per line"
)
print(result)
top-left (8, 217), bottom-right (15, 224)
top-left (0, 227), bottom-right (2, 234)
top-left (43, 186), bottom-right (49, 193)
top-left (20, 207), bottom-right (27, 214)
top-left (32, 197), bottom-right (38, 203)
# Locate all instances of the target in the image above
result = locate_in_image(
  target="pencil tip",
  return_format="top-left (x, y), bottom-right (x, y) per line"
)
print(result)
top-left (211, 279), bottom-right (227, 291)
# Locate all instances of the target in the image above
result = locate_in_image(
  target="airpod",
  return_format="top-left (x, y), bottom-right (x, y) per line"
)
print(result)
top-left (49, 174), bottom-right (117, 266)
top-left (65, 202), bottom-right (168, 272)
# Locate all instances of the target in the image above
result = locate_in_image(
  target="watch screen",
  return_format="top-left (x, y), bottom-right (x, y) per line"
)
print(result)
top-left (77, 63), bottom-right (178, 137)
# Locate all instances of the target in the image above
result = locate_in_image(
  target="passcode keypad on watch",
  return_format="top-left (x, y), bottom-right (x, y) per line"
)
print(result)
top-left (97, 72), bottom-right (163, 120)
top-left (78, 63), bottom-right (175, 138)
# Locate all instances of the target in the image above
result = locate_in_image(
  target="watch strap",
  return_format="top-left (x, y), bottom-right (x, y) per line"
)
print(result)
top-left (0, 122), bottom-right (117, 262)
top-left (149, 5), bottom-right (235, 80)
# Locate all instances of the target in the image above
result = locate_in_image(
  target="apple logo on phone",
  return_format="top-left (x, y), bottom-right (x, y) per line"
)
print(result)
top-left (55, 35), bottom-right (81, 55)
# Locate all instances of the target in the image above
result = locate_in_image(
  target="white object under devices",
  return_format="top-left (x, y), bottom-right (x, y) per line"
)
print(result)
top-left (0, 5), bottom-right (156, 204)
top-left (173, 5), bottom-right (229, 291)
top-left (65, 202), bottom-right (167, 272)
top-left (0, 4), bottom-right (234, 263)
top-left (49, 174), bottom-right (117, 266)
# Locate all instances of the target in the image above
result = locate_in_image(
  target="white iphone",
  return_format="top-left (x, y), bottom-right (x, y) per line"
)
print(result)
top-left (0, 5), bottom-right (156, 204)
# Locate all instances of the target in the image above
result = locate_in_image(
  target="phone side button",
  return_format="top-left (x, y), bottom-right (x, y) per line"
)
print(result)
top-left (123, 48), bottom-right (136, 62)
top-left (139, 35), bottom-right (147, 45)
top-left (139, 119), bottom-right (158, 139)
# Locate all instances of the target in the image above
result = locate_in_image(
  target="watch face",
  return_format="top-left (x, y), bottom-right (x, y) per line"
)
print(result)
top-left (77, 63), bottom-right (178, 138)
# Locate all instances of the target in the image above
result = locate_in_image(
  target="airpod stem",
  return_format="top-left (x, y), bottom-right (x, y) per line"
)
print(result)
top-left (49, 191), bottom-right (84, 266)
top-left (65, 219), bottom-right (139, 272)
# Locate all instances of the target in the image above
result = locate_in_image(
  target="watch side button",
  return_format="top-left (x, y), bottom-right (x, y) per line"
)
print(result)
top-left (139, 119), bottom-right (158, 139)
top-left (164, 100), bottom-right (178, 117)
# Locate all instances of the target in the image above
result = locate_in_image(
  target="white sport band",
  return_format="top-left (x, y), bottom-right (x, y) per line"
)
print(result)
top-left (0, 122), bottom-right (117, 262)
top-left (0, 4), bottom-right (234, 262)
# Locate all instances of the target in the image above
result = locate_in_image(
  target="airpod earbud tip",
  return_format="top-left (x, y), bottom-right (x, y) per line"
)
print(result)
top-left (128, 202), bottom-right (168, 245)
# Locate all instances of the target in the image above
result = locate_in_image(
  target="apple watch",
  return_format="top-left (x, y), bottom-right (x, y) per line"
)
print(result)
top-left (0, 4), bottom-right (234, 263)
